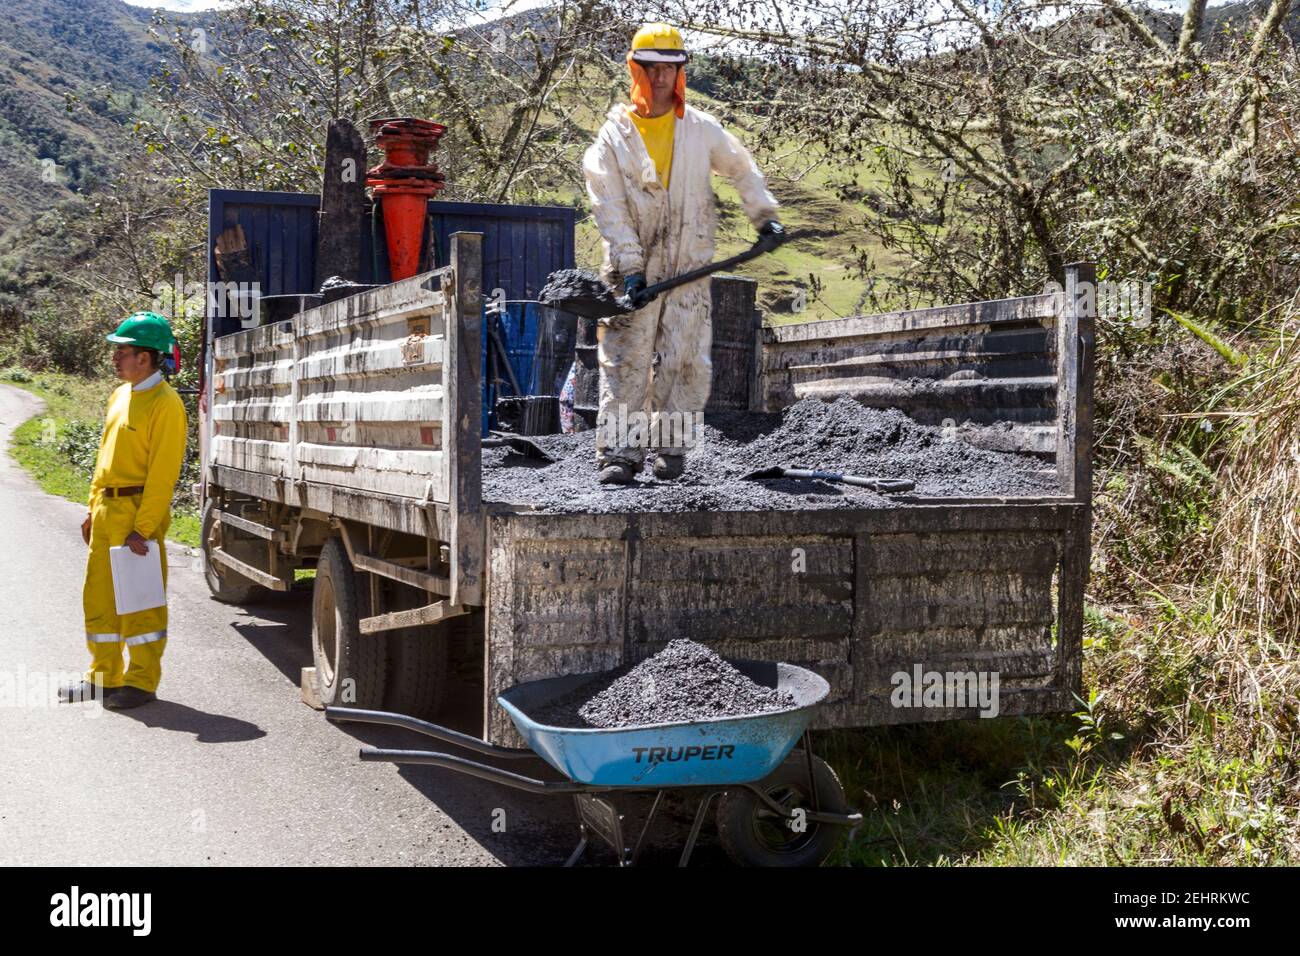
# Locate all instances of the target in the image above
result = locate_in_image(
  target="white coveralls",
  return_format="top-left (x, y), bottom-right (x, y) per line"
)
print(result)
top-left (583, 103), bottom-right (779, 466)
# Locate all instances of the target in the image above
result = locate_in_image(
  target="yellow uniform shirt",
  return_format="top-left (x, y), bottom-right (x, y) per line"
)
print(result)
top-left (88, 374), bottom-right (188, 539)
top-left (629, 108), bottom-right (675, 188)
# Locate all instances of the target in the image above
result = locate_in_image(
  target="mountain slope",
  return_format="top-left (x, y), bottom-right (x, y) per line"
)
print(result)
top-left (0, 0), bottom-right (194, 230)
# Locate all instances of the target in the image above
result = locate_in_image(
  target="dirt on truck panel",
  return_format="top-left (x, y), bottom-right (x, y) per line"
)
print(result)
top-left (481, 396), bottom-right (1059, 513)
top-left (535, 639), bottom-right (797, 729)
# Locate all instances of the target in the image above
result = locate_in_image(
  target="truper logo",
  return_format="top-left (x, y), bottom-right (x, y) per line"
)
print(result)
top-left (632, 744), bottom-right (735, 764)
top-left (49, 886), bottom-right (151, 937)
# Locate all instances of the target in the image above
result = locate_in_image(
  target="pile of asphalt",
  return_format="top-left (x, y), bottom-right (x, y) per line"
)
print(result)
top-left (481, 396), bottom-right (1058, 513)
top-left (539, 269), bottom-right (621, 311)
top-left (534, 639), bottom-right (796, 729)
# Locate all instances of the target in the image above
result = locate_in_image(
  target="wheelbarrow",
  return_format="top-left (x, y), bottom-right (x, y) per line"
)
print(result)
top-left (326, 659), bottom-right (862, 867)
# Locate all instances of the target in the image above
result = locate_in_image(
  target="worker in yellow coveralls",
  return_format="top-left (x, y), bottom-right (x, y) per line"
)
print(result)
top-left (59, 312), bottom-right (188, 708)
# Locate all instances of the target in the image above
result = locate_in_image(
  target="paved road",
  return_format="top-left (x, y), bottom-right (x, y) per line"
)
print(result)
top-left (0, 382), bottom-right (664, 867)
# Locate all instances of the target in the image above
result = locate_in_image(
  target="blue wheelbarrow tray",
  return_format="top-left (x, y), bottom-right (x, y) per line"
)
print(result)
top-left (497, 660), bottom-right (830, 787)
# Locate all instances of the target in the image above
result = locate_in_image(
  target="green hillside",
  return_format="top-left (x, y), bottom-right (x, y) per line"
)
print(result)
top-left (0, 0), bottom-right (190, 230)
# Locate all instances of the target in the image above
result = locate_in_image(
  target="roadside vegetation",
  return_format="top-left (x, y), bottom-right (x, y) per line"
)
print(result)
top-left (1, 0), bottom-right (1297, 864)
top-left (2, 367), bottom-right (201, 548)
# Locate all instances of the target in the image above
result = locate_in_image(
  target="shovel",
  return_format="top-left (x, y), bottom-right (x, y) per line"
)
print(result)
top-left (742, 467), bottom-right (915, 493)
top-left (482, 431), bottom-right (555, 463)
top-left (542, 232), bottom-right (795, 321)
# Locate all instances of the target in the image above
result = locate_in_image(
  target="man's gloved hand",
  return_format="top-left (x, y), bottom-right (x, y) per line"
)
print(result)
top-left (757, 220), bottom-right (786, 253)
top-left (623, 273), bottom-right (649, 308)
top-left (82, 513), bottom-right (92, 546)
top-left (125, 531), bottom-right (150, 557)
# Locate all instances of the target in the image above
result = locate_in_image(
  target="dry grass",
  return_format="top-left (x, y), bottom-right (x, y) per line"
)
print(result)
top-left (1215, 293), bottom-right (1300, 640)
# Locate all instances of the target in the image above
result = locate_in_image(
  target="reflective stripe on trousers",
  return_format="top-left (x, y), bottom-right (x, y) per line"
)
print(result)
top-left (125, 630), bottom-right (166, 647)
top-left (83, 495), bottom-right (171, 693)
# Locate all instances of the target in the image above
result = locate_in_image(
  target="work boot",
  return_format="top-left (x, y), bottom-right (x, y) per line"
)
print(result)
top-left (598, 462), bottom-right (637, 485)
top-left (652, 454), bottom-right (685, 480)
top-left (57, 680), bottom-right (118, 704)
top-left (105, 686), bottom-right (157, 710)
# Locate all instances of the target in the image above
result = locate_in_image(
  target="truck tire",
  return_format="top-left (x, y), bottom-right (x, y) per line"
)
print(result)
top-left (201, 499), bottom-right (267, 605)
top-left (381, 581), bottom-right (449, 720)
top-left (716, 752), bottom-right (849, 867)
top-left (312, 537), bottom-right (387, 709)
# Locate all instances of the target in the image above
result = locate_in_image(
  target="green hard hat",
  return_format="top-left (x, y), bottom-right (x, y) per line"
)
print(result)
top-left (106, 311), bottom-right (175, 352)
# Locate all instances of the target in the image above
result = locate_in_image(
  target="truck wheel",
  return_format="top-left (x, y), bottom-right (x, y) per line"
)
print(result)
top-left (381, 581), bottom-right (449, 720)
top-left (716, 752), bottom-right (849, 867)
top-left (312, 537), bottom-right (387, 709)
top-left (201, 499), bottom-right (267, 605)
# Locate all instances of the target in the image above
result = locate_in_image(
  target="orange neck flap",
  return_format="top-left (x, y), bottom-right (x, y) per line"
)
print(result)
top-left (627, 55), bottom-right (685, 119)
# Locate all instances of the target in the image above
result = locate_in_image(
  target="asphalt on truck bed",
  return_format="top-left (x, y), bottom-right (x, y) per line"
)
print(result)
top-left (482, 397), bottom-right (1059, 514)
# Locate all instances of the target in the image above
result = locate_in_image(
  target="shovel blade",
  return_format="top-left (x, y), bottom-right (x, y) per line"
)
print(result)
top-left (485, 431), bottom-right (556, 463)
top-left (544, 296), bottom-right (633, 320)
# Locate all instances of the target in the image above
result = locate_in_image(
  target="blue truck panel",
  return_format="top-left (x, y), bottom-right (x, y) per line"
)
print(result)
top-left (206, 189), bottom-right (576, 338)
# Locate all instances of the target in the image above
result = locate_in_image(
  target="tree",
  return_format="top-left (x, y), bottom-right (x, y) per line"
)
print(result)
top-left (637, 0), bottom-right (1299, 316)
top-left (138, 0), bottom-right (629, 212)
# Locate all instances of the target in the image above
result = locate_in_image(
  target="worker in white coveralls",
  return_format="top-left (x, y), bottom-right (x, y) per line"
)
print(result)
top-left (583, 22), bottom-right (785, 484)
top-left (59, 312), bottom-right (187, 709)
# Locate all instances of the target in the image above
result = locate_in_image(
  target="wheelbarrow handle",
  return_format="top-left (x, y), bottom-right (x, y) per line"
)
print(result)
top-left (359, 747), bottom-right (603, 795)
top-left (325, 706), bottom-right (536, 760)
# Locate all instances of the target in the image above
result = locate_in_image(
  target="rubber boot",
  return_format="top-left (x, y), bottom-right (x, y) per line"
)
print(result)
top-left (652, 454), bottom-right (685, 480)
top-left (598, 462), bottom-right (637, 485)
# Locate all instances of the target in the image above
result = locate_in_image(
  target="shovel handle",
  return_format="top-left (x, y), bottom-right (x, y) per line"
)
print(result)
top-left (636, 233), bottom-right (794, 305)
top-left (779, 469), bottom-right (915, 493)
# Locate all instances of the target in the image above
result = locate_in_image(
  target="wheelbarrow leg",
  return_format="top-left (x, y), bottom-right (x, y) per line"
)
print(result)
top-left (565, 831), bottom-right (589, 867)
top-left (678, 791), bottom-right (718, 867)
top-left (629, 791), bottom-right (665, 867)
top-left (802, 730), bottom-right (822, 812)
top-left (565, 796), bottom-right (590, 867)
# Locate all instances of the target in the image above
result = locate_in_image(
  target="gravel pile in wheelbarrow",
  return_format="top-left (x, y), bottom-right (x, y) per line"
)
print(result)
top-left (481, 395), bottom-right (1058, 513)
top-left (534, 639), bottom-right (797, 729)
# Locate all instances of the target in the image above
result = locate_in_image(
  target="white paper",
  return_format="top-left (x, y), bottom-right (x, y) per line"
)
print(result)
top-left (109, 543), bottom-right (166, 616)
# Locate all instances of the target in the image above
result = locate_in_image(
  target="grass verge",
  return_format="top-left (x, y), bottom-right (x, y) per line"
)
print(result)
top-left (819, 597), bottom-right (1298, 865)
top-left (2, 368), bottom-right (201, 549)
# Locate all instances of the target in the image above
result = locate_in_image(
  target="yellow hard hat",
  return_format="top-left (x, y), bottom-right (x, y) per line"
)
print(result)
top-left (629, 23), bottom-right (688, 65)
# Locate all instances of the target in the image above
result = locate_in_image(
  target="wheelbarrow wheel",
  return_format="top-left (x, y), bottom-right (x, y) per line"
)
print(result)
top-left (716, 751), bottom-right (848, 867)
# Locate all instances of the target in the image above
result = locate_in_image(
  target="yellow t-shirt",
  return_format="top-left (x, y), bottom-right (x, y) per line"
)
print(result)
top-left (88, 378), bottom-right (188, 539)
top-left (629, 108), bottom-right (675, 188)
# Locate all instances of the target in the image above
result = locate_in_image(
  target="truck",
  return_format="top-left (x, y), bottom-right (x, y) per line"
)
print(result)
top-left (198, 186), bottom-right (1095, 751)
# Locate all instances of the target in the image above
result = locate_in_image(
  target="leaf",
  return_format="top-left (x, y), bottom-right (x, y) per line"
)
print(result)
top-left (1162, 309), bottom-right (1248, 367)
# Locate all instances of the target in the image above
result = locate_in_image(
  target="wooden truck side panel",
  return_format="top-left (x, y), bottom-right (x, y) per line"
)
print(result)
top-left (209, 235), bottom-right (484, 603)
top-left (484, 504), bottom-right (1083, 746)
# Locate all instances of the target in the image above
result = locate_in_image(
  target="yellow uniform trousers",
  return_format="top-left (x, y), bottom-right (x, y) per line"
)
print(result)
top-left (83, 493), bottom-right (170, 692)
